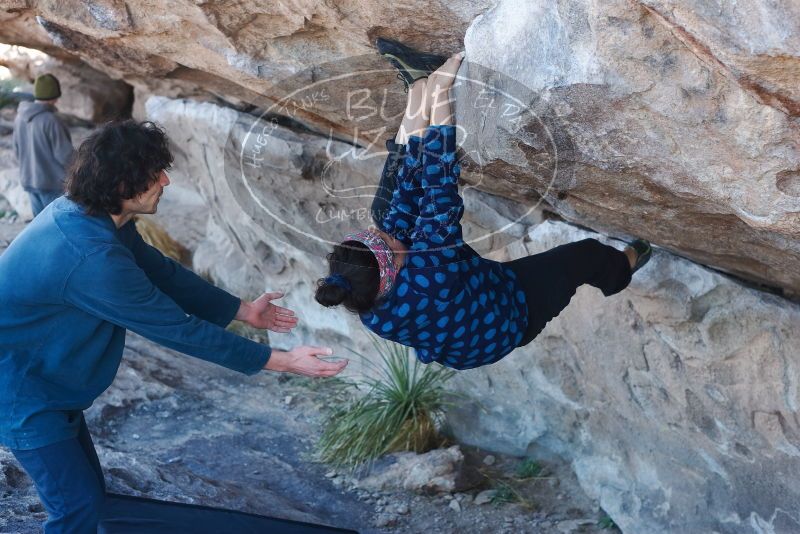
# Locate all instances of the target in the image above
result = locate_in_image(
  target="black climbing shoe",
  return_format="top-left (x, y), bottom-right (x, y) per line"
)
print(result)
top-left (376, 37), bottom-right (447, 89)
top-left (628, 239), bottom-right (652, 274)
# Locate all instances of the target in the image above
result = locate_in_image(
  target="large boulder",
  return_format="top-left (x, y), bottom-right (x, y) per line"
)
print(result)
top-left (1, 0), bottom-right (798, 294)
top-left (445, 220), bottom-right (800, 533)
top-left (147, 94), bottom-right (800, 532)
top-left (458, 0), bottom-right (800, 295)
top-left (0, 0), bottom-right (487, 133)
top-left (0, 2), bottom-right (798, 532)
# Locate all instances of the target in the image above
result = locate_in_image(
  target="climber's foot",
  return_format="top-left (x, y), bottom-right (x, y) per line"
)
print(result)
top-left (625, 239), bottom-right (652, 274)
top-left (376, 37), bottom-right (447, 89)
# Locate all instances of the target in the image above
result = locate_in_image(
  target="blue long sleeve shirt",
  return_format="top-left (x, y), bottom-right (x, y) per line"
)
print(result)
top-left (360, 125), bottom-right (528, 370)
top-left (0, 197), bottom-right (270, 450)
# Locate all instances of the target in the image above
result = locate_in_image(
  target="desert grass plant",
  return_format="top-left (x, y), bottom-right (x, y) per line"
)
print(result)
top-left (480, 458), bottom-right (553, 509)
top-left (515, 458), bottom-right (544, 479)
top-left (315, 335), bottom-right (455, 471)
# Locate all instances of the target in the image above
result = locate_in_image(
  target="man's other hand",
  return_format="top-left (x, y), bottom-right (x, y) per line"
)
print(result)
top-left (236, 292), bottom-right (299, 333)
top-left (265, 346), bottom-right (348, 377)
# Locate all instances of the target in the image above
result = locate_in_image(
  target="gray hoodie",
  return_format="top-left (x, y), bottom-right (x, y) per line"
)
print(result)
top-left (12, 101), bottom-right (74, 192)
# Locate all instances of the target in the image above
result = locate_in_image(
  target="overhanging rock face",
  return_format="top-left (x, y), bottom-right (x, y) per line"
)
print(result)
top-left (0, 0), bottom-right (488, 126)
top-left (458, 0), bottom-right (800, 295)
top-left (145, 95), bottom-right (537, 356)
top-left (0, 0), bottom-right (797, 293)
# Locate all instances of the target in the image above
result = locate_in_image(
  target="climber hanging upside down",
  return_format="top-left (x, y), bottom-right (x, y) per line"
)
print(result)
top-left (315, 39), bottom-right (652, 370)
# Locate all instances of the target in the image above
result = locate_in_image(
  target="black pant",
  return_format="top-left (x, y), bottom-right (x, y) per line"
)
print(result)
top-left (370, 139), bottom-right (404, 227)
top-left (505, 238), bottom-right (632, 347)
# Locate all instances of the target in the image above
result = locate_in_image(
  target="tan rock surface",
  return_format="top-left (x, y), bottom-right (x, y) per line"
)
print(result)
top-left (0, 0), bottom-right (485, 133)
top-left (459, 0), bottom-right (800, 295)
top-left (1, 0), bottom-right (797, 295)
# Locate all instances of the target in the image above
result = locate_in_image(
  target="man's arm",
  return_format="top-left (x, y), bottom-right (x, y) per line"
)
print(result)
top-left (125, 222), bottom-right (299, 333)
top-left (64, 243), bottom-right (347, 377)
top-left (124, 221), bottom-right (241, 326)
top-left (64, 245), bottom-right (269, 375)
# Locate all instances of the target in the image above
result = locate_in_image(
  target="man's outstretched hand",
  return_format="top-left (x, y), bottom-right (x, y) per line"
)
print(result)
top-left (236, 292), bottom-right (298, 333)
top-left (236, 293), bottom-right (346, 377)
top-left (265, 346), bottom-right (348, 377)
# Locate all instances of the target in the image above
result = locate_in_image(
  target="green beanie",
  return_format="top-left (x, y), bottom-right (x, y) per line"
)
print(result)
top-left (34, 74), bottom-right (61, 100)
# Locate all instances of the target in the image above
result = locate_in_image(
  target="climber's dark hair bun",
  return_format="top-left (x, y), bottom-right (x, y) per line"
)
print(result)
top-left (315, 241), bottom-right (380, 314)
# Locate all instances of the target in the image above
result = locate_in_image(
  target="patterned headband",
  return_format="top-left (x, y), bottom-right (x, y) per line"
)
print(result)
top-left (342, 230), bottom-right (397, 300)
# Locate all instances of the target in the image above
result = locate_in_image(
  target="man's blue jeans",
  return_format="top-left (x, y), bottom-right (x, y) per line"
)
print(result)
top-left (11, 414), bottom-right (105, 534)
top-left (27, 189), bottom-right (63, 217)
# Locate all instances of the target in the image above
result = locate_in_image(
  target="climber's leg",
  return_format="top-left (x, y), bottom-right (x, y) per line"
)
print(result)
top-left (425, 52), bottom-right (464, 127)
top-left (505, 238), bottom-right (632, 346)
top-left (395, 78), bottom-right (429, 144)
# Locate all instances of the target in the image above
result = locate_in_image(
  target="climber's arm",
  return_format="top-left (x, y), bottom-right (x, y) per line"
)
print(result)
top-left (380, 136), bottom-right (425, 246)
top-left (409, 125), bottom-right (465, 254)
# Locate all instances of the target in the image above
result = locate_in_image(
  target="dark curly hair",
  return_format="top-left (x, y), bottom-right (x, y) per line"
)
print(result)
top-left (315, 241), bottom-right (380, 314)
top-left (66, 120), bottom-right (173, 215)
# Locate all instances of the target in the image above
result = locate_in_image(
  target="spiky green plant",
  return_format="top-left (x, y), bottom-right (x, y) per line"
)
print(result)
top-left (488, 479), bottom-right (535, 509)
top-left (315, 335), bottom-right (455, 470)
top-left (515, 458), bottom-right (543, 479)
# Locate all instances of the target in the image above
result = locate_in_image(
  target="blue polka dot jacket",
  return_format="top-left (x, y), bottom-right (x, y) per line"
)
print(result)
top-left (360, 125), bottom-right (528, 370)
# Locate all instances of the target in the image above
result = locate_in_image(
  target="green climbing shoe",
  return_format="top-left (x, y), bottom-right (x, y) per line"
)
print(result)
top-left (376, 37), bottom-right (447, 88)
top-left (628, 239), bottom-right (652, 274)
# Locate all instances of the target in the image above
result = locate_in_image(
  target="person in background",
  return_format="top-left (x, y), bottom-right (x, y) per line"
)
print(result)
top-left (12, 73), bottom-right (74, 217)
top-left (0, 120), bottom-right (347, 533)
